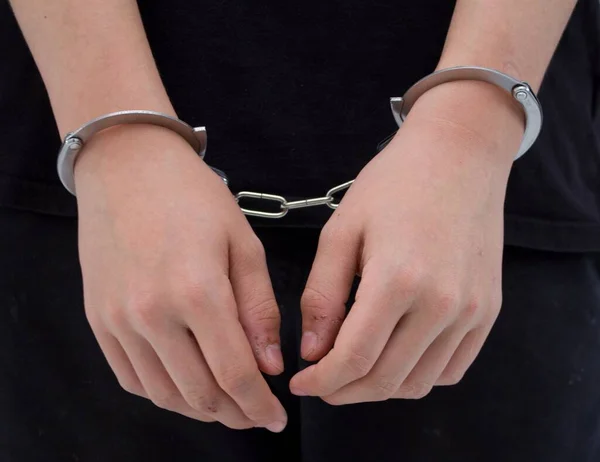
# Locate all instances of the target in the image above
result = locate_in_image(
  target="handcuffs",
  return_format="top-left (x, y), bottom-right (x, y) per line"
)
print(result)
top-left (57, 66), bottom-right (543, 219)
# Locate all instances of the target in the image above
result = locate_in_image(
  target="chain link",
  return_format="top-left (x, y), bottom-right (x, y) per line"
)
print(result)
top-left (218, 130), bottom-right (396, 219)
top-left (235, 180), bottom-right (354, 218)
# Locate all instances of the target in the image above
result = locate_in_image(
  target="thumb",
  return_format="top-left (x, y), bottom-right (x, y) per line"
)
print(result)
top-left (300, 224), bottom-right (361, 361)
top-left (229, 235), bottom-right (283, 376)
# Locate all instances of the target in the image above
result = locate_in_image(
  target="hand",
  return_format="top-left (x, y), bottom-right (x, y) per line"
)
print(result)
top-left (75, 124), bottom-right (287, 431)
top-left (290, 81), bottom-right (523, 404)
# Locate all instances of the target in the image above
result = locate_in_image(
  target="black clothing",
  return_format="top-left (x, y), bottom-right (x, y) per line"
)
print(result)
top-left (0, 0), bottom-right (600, 251)
top-left (2, 2), bottom-right (600, 460)
top-left (1, 208), bottom-right (600, 461)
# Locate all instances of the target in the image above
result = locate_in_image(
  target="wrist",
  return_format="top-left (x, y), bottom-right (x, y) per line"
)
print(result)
top-left (73, 123), bottom-right (198, 186)
top-left (406, 78), bottom-right (525, 166)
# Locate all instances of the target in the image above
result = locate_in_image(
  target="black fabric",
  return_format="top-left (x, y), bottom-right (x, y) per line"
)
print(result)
top-left (1, 207), bottom-right (600, 461)
top-left (1, 0), bottom-right (600, 251)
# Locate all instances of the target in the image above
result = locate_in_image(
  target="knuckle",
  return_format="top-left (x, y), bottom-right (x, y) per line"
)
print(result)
top-left (185, 389), bottom-right (220, 414)
top-left (396, 381), bottom-right (433, 400)
top-left (355, 378), bottom-right (397, 402)
top-left (217, 365), bottom-right (257, 396)
top-left (342, 347), bottom-right (373, 379)
top-left (301, 286), bottom-right (345, 327)
top-left (150, 390), bottom-right (181, 411)
top-left (178, 279), bottom-right (212, 308)
top-left (461, 296), bottom-right (481, 323)
top-left (233, 236), bottom-right (267, 275)
top-left (126, 291), bottom-right (163, 330)
top-left (177, 275), bottom-right (232, 314)
top-left (320, 222), bottom-right (356, 250)
top-left (130, 302), bottom-right (162, 330)
top-left (393, 265), bottom-right (424, 293)
top-left (301, 285), bottom-right (335, 310)
top-left (429, 289), bottom-right (460, 321)
top-left (301, 286), bottom-right (346, 328)
top-left (244, 296), bottom-right (279, 324)
top-left (319, 222), bottom-right (348, 245)
top-left (243, 235), bottom-right (267, 262)
top-left (103, 304), bottom-right (127, 328)
top-left (371, 379), bottom-right (399, 401)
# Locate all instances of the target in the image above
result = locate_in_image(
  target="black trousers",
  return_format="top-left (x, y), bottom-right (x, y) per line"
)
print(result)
top-left (1, 207), bottom-right (600, 462)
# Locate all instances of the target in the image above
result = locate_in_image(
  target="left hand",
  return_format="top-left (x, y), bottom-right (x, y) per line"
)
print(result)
top-left (289, 80), bottom-right (524, 404)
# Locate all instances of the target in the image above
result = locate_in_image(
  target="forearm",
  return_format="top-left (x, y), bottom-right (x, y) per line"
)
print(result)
top-left (438, 0), bottom-right (578, 90)
top-left (407, 0), bottom-right (578, 165)
top-left (9, 0), bottom-right (174, 137)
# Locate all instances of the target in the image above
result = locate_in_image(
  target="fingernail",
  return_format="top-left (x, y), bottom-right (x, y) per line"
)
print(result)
top-left (266, 420), bottom-right (286, 433)
top-left (301, 331), bottom-right (318, 359)
top-left (265, 344), bottom-right (284, 373)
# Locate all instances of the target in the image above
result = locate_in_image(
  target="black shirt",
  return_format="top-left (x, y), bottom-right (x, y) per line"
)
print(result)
top-left (1, 0), bottom-right (599, 251)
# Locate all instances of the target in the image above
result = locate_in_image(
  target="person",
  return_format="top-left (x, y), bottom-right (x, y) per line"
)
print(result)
top-left (1, 0), bottom-right (599, 460)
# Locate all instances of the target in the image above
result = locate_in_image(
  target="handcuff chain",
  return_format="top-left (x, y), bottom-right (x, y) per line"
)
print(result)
top-left (235, 180), bottom-right (355, 219)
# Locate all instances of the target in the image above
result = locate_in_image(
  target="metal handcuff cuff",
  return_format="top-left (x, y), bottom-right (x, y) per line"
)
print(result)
top-left (57, 66), bottom-right (543, 218)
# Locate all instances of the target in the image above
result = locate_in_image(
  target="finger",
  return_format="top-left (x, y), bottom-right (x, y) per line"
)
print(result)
top-left (436, 325), bottom-right (491, 386)
top-left (291, 263), bottom-right (418, 396)
top-left (300, 223), bottom-right (360, 361)
top-left (321, 308), bottom-right (446, 405)
top-left (114, 325), bottom-right (216, 423)
top-left (144, 320), bottom-right (255, 430)
top-left (392, 326), bottom-right (467, 399)
top-left (95, 331), bottom-right (148, 398)
top-left (185, 277), bottom-right (288, 432)
top-left (92, 326), bottom-right (146, 398)
top-left (229, 235), bottom-right (283, 375)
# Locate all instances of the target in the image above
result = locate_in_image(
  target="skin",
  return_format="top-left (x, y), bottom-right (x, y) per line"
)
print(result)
top-left (10, 0), bottom-right (288, 432)
top-left (290, 0), bottom-right (578, 403)
top-left (74, 125), bottom-right (288, 431)
top-left (9, 0), bottom-right (577, 431)
top-left (290, 80), bottom-right (519, 403)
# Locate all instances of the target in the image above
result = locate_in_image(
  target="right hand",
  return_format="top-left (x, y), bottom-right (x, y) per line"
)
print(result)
top-left (74, 124), bottom-right (287, 432)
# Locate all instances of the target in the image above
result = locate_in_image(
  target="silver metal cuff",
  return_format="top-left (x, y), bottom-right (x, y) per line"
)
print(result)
top-left (390, 66), bottom-right (543, 160)
top-left (56, 110), bottom-right (208, 195)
